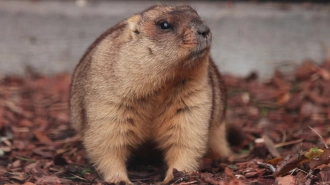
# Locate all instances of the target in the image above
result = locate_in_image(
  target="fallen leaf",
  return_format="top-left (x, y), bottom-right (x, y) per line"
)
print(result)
top-left (244, 171), bottom-right (259, 178)
top-left (318, 166), bottom-right (330, 183)
top-left (274, 175), bottom-right (298, 185)
top-left (35, 175), bottom-right (61, 184)
top-left (200, 173), bottom-right (223, 185)
top-left (33, 129), bottom-right (53, 144)
top-left (310, 148), bottom-right (330, 169)
top-left (304, 148), bottom-right (324, 160)
top-left (274, 148), bottom-right (323, 177)
top-left (33, 147), bottom-right (54, 158)
top-left (0, 59), bottom-right (329, 185)
top-left (317, 68), bottom-right (330, 80)
top-left (224, 167), bottom-right (235, 178)
top-left (295, 60), bottom-right (317, 80)
top-left (23, 182), bottom-right (35, 185)
top-left (6, 172), bottom-right (29, 183)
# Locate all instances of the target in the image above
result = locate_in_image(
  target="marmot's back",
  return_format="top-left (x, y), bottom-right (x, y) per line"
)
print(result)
top-left (70, 5), bottom-right (230, 184)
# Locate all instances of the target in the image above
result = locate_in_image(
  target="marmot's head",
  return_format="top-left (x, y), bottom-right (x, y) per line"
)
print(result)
top-left (122, 5), bottom-right (211, 70)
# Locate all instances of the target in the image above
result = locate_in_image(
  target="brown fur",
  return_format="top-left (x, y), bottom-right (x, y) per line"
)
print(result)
top-left (70, 5), bottom-right (230, 184)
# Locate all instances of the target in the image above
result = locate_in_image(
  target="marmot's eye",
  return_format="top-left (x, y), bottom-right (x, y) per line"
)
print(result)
top-left (159, 21), bottom-right (172, 30)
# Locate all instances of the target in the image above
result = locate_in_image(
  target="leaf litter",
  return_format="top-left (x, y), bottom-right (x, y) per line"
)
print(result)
top-left (0, 57), bottom-right (329, 184)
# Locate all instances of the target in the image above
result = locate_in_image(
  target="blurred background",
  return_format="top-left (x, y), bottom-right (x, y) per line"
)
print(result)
top-left (1, 0), bottom-right (330, 79)
top-left (1, 2), bottom-right (330, 184)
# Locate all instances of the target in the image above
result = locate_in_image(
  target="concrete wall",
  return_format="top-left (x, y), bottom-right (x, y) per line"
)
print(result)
top-left (1, 1), bottom-right (330, 79)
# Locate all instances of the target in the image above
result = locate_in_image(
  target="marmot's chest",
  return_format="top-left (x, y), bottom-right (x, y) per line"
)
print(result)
top-left (139, 84), bottom-right (182, 121)
top-left (132, 79), bottom-right (211, 125)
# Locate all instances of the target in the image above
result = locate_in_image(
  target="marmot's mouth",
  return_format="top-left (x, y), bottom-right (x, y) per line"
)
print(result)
top-left (192, 45), bottom-right (210, 57)
top-left (186, 46), bottom-right (210, 63)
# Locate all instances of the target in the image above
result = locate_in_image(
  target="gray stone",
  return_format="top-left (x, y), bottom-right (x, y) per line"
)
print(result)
top-left (1, 1), bottom-right (330, 79)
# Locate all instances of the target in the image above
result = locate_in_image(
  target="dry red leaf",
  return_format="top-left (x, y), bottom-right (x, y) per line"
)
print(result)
top-left (274, 175), bottom-right (298, 185)
top-left (23, 182), bottom-right (35, 185)
top-left (318, 166), bottom-right (330, 183)
top-left (310, 148), bottom-right (330, 169)
top-left (35, 175), bottom-right (62, 184)
top-left (0, 57), bottom-right (329, 184)
top-left (295, 59), bottom-right (317, 81)
top-left (224, 167), bottom-right (235, 178)
top-left (33, 130), bottom-right (53, 144)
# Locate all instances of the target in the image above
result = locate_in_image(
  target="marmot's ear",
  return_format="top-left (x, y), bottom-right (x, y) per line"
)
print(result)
top-left (127, 15), bottom-right (141, 40)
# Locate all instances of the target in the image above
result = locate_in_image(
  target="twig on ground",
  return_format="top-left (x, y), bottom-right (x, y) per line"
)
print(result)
top-left (68, 173), bottom-right (88, 182)
top-left (308, 126), bottom-right (328, 148)
top-left (274, 138), bottom-right (304, 148)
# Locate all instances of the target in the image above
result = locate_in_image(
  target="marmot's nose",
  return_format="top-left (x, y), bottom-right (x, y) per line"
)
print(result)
top-left (196, 24), bottom-right (210, 38)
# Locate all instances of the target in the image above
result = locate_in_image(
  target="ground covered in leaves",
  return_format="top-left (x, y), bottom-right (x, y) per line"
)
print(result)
top-left (0, 58), bottom-right (330, 185)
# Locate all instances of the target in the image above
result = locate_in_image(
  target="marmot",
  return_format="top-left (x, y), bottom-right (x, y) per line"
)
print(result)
top-left (70, 5), bottom-right (230, 184)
